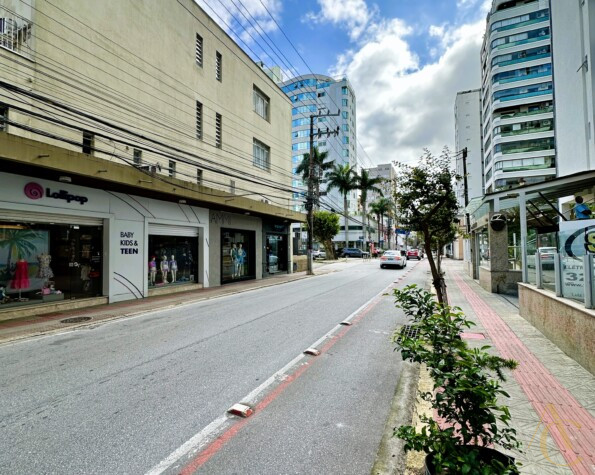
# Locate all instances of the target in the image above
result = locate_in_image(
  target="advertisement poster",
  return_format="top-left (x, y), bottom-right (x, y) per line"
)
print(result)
top-left (0, 227), bottom-right (49, 292)
top-left (558, 220), bottom-right (595, 300)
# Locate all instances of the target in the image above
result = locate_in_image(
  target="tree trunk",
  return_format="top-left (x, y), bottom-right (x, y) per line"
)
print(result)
top-left (362, 202), bottom-right (368, 250)
top-left (376, 214), bottom-right (381, 246)
top-left (344, 195), bottom-right (349, 248)
top-left (423, 230), bottom-right (447, 305)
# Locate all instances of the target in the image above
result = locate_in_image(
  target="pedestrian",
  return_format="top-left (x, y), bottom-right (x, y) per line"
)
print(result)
top-left (573, 196), bottom-right (592, 220)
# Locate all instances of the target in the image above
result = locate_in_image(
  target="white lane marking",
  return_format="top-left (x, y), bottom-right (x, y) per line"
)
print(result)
top-left (144, 277), bottom-right (399, 475)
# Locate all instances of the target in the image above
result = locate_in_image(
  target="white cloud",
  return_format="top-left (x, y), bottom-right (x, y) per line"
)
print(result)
top-left (303, 0), bottom-right (376, 41)
top-left (330, 8), bottom-right (487, 165)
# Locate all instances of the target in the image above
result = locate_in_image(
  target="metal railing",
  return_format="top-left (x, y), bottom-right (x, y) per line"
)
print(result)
top-left (0, 8), bottom-right (32, 56)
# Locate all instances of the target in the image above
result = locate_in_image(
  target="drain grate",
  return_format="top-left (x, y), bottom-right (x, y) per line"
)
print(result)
top-left (396, 324), bottom-right (420, 344)
top-left (60, 316), bottom-right (92, 324)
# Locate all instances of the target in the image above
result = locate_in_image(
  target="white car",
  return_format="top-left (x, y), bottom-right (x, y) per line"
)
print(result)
top-left (380, 250), bottom-right (407, 269)
top-left (312, 249), bottom-right (326, 259)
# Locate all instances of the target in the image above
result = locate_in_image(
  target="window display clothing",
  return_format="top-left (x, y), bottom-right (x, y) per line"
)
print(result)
top-left (149, 257), bottom-right (157, 285)
top-left (170, 256), bottom-right (177, 283)
top-left (160, 256), bottom-right (169, 283)
top-left (11, 260), bottom-right (30, 289)
top-left (37, 253), bottom-right (54, 281)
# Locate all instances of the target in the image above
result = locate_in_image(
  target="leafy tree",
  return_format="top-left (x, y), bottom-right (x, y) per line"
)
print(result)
top-left (370, 197), bottom-right (392, 249)
top-left (325, 163), bottom-right (358, 247)
top-left (394, 148), bottom-right (458, 304)
top-left (306, 211), bottom-right (340, 260)
top-left (296, 147), bottom-right (333, 208)
top-left (357, 169), bottom-right (383, 244)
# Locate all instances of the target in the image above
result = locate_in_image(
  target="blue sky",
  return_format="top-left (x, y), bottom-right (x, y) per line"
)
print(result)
top-left (198, 0), bottom-right (490, 166)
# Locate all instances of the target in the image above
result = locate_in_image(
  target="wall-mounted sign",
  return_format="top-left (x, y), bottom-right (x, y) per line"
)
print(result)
top-left (24, 182), bottom-right (89, 205)
top-left (489, 213), bottom-right (507, 232)
top-left (120, 231), bottom-right (139, 255)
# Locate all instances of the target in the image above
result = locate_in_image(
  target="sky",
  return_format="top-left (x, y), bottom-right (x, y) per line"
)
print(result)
top-left (197, 0), bottom-right (491, 167)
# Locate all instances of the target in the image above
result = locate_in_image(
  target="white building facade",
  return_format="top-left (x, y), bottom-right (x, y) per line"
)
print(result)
top-left (481, 0), bottom-right (555, 193)
top-left (551, 0), bottom-right (595, 176)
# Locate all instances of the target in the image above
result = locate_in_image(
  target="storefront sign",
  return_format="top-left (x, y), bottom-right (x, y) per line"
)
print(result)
top-left (24, 182), bottom-right (88, 205)
top-left (120, 231), bottom-right (139, 254)
top-left (559, 219), bottom-right (595, 257)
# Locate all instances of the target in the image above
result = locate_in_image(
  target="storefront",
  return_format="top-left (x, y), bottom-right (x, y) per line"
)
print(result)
top-left (264, 223), bottom-right (289, 275)
top-left (220, 228), bottom-right (256, 284)
top-left (0, 217), bottom-right (103, 309)
top-left (0, 172), bottom-right (209, 313)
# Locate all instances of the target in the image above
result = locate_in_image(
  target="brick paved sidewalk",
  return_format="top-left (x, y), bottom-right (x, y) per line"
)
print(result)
top-left (443, 259), bottom-right (594, 475)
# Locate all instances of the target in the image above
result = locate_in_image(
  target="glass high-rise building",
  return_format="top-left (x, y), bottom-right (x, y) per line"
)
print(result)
top-left (481, 0), bottom-right (555, 193)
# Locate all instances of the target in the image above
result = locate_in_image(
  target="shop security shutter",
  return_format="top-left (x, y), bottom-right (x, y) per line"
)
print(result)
top-left (1, 210), bottom-right (104, 226)
top-left (148, 224), bottom-right (199, 237)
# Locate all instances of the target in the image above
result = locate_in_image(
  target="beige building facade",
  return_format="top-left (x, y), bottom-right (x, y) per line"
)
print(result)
top-left (0, 0), bottom-right (303, 317)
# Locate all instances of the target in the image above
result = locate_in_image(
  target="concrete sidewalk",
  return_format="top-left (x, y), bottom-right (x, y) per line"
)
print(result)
top-left (0, 261), bottom-right (348, 345)
top-left (442, 259), bottom-right (594, 475)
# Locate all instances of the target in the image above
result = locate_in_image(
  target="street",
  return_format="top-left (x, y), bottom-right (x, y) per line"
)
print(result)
top-left (0, 259), bottom-right (425, 475)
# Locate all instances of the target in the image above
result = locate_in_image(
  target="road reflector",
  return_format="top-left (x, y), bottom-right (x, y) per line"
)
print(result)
top-left (303, 348), bottom-right (320, 356)
top-left (340, 321), bottom-right (352, 326)
top-left (227, 403), bottom-right (253, 418)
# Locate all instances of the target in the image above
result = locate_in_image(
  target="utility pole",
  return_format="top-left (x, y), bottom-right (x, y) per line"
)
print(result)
top-left (462, 147), bottom-right (470, 233)
top-left (306, 109), bottom-right (340, 276)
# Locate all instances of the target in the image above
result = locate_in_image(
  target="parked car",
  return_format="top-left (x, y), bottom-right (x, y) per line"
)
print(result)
top-left (407, 249), bottom-right (423, 260)
top-left (312, 249), bottom-right (326, 259)
top-left (341, 248), bottom-right (370, 258)
top-left (380, 250), bottom-right (407, 269)
top-left (528, 247), bottom-right (557, 269)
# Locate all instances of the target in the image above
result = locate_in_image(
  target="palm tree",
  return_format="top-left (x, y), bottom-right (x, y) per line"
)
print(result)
top-left (326, 163), bottom-right (358, 248)
top-left (295, 147), bottom-right (333, 207)
top-left (370, 197), bottom-right (392, 249)
top-left (356, 169), bottom-right (383, 245)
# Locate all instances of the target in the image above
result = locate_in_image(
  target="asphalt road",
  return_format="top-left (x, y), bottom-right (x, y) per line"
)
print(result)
top-left (0, 258), bottom-right (428, 474)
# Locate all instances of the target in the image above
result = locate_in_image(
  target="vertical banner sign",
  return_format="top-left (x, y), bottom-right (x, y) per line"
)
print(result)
top-left (558, 220), bottom-right (595, 300)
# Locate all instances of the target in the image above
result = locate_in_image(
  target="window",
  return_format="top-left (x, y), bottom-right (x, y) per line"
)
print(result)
top-left (494, 137), bottom-right (555, 155)
top-left (0, 103), bottom-right (7, 131)
top-left (292, 118), bottom-right (309, 127)
top-left (342, 86), bottom-right (348, 95)
top-left (342, 136), bottom-right (349, 144)
top-left (342, 111), bottom-right (348, 119)
top-left (492, 63), bottom-right (551, 85)
top-left (342, 124), bottom-right (348, 132)
top-left (290, 92), bottom-right (316, 102)
top-left (490, 27), bottom-right (550, 50)
top-left (253, 139), bottom-right (270, 170)
top-left (0, 14), bottom-right (32, 55)
top-left (197, 169), bottom-right (203, 185)
top-left (196, 101), bottom-right (203, 140)
top-left (253, 86), bottom-right (270, 120)
top-left (82, 131), bottom-right (94, 155)
top-left (292, 142), bottom-right (311, 151)
top-left (169, 160), bottom-right (176, 178)
top-left (318, 92), bottom-right (326, 97)
top-left (292, 105), bottom-right (317, 116)
top-left (491, 45), bottom-right (550, 68)
top-left (195, 33), bottom-right (203, 67)
top-left (342, 99), bottom-right (348, 106)
top-left (230, 180), bottom-right (235, 194)
top-left (342, 149), bottom-right (349, 157)
top-left (216, 51), bottom-right (222, 81)
top-left (493, 81), bottom-right (552, 102)
top-left (133, 148), bottom-right (142, 165)
top-left (293, 129), bottom-right (310, 138)
top-left (215, 113), bottom-right (222, 148)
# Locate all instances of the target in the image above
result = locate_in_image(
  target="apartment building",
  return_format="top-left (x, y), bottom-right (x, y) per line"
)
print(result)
top-left (279, 74), bottom-right (361, 249)
top-left (481, 0), bottom-right (555, 193)
top-left (454, 89), bottom-right (483, 207)
top-left (0, 0), bottom-right (302, 317)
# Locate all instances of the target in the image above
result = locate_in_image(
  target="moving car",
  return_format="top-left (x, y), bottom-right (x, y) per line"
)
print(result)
top-left (407, 249), bottom-right (423, 260)
top-left (312, 249), bottom-right (326, 259)
top-left (341, 248), bottom-right (370, 258)
top-left (380, 250), bottom-right (407, 269)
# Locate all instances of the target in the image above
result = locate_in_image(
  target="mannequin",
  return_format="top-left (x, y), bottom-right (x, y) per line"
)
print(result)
top-left (170, 255), bottom-right (177, 283)
top-left (160, 255), bottom-right (169, 283)
top-left (11, 258), bottom-right (30, 301)
top-left (237, 243), bottom-right (246, 277)
top-left (149, 257), bottom-right (157, 285)
top-left (230, 243), bottom-right (238, 279)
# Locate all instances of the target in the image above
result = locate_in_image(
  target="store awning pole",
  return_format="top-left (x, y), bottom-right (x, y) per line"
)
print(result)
top-left (519, 192), bottom-right (528, 283)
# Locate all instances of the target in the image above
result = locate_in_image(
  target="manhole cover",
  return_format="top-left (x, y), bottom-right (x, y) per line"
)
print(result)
top-left (60, 316), bottom-right (92, 324)
top-left (396, 324), bottom-right (420, 344)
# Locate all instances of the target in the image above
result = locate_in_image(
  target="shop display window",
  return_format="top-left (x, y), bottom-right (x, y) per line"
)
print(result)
top-left (221, 229), bottom-right (255, 284)
top-left (266, 233), bottom-right (287, 274)
top-left (0, 223), bottom-right (103, 309)
top-left (148, 235), bottom-right (198, 287)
